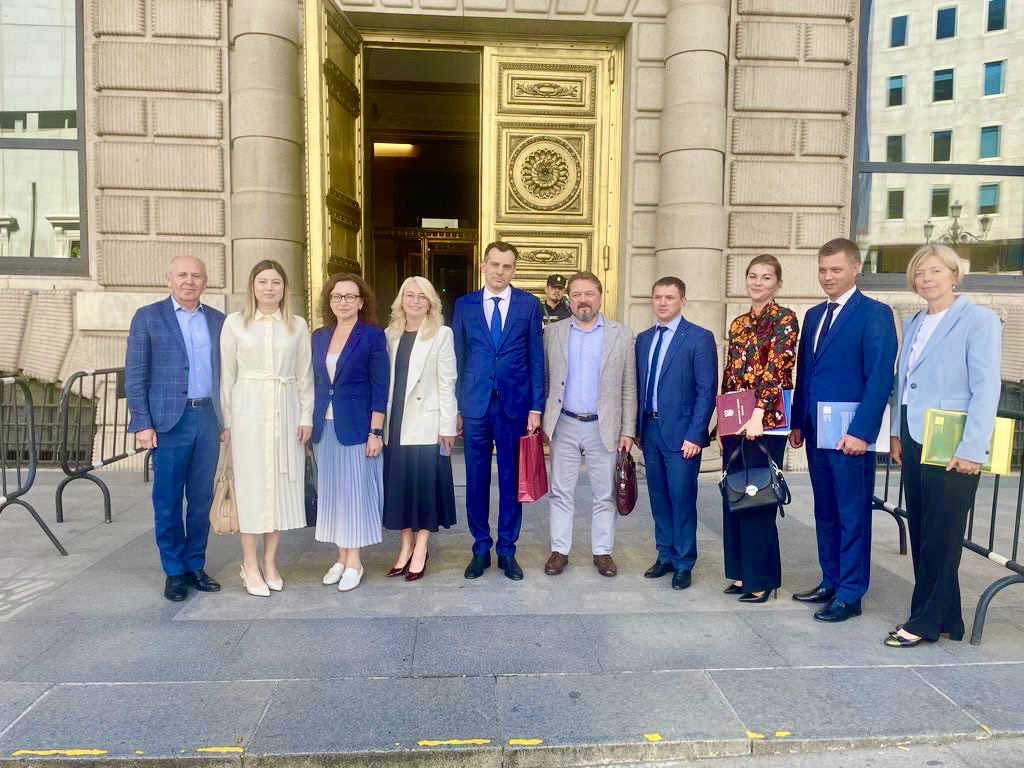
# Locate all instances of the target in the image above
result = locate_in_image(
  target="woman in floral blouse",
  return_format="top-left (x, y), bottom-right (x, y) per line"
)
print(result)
top-left (719, 254), bottom-right (799, 603)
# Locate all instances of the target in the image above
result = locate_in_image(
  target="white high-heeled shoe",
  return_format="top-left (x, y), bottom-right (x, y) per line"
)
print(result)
top-left (265, 573), bottom-right (284, 592)
top-left (337, 566), bottom-right (363, 592)
top-left (240, 566), bottom-right (270, 597)
top-left (322, 562), bottom-right (345, 586)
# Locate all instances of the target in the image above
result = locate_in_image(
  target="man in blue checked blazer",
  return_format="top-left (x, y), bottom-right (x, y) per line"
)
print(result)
top-left (452, 241), bottom-right (545, 581)
top-left (125, 256), bottom-right (225, 602)
top-left (790, 238), bottom-right (897, 623)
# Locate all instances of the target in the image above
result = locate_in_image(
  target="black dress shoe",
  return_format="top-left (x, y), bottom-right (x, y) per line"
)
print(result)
top-left (723, 582), bottom-right (744, 595)
top-left (644, 561), bottom-right (676, 579)
top-left (184, 570), bottom-right (221, 592)
top-left (792, 584), bottom-right (836, 604)
top-left (814, 598), bottom-right (862, 623)
top-left (497, 555), bottom-right (524, 581)
top-left (164, 575), bottom-right (187, 602)
top-left (464, 553), bottom-right (491, 579)
top-left (738, 589), bottom-right (777, 603)
top-left (671, 570), bottom-right (692, 590)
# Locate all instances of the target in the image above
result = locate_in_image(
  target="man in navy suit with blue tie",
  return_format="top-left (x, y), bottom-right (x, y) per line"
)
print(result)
top-left (453, 242), bottom-right (545, 580)
top-left (790, 238), bottom-right (897, 622)
top-left (126, 256), bottom-right (225, 602)
top-left (635, 277), bottom-right (717, 590)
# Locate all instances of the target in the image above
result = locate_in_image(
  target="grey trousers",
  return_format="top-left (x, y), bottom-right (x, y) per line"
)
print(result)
top-left (548, 414), bottom-right (617, 555)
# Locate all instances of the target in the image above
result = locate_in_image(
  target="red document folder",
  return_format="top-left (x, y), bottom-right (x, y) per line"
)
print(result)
top-left (716, 390), bottom-right (757, 436)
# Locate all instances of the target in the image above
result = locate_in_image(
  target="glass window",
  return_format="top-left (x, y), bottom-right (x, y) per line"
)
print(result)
top-left (0, 0), bottom-right (85, 274)
top-left (987, 0), bottom-right (1007, 31)
top-left (931, 187), bottom-right (951, 218)
top-left (935, 6), bottom-right (957, 39)
top-left (890, 15), bottom-right (908, 47)
top-left (979, 183), bottom-right (1000, 214)
top-left (886, 135), bottom-right (904, 163)
top-left (887, 75), bottom-right (906, 106)
top-left (984, 61), bottom-right (1006, 96)
top-left (887, 189), bottom-right (905, 219)
top-left (980, 126), bottom-right (1001, 159)
top-left (932, 130), bottom-right (952, 162)
top-left (933, 69), bottom-right (954, 101)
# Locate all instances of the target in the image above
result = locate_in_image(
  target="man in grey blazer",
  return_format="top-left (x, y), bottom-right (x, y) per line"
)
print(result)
top-left (542, 271), bottom-right (637, 577)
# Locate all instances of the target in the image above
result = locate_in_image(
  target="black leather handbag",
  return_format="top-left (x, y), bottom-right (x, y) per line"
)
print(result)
top-left (615, 448), bottom-right (638, 516)
top-left (719, 440), bottom-right (791, 514)
top-left (304, 449), bottom-right (318, 528)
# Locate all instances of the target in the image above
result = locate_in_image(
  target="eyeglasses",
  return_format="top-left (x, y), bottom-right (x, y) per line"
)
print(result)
top-left (403, 292), bottom-right (429, 303)
top-left (329, 293), bottom-right (361, 304)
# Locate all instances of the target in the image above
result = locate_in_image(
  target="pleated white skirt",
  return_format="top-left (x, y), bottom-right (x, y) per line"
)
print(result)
top-left (313, 427), bottom-right (384, 548)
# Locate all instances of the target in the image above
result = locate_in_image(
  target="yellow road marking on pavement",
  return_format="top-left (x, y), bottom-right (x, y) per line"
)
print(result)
top-left (12, 749), bottom-right (108, 757)
top-left (643, 733), bottom-right (663, 742)
top-left (980, 724), bottom-right (993, 735)
top-left (417, 738), bottom-right (491, 747)
top-left (774, 731), bottom-right (792, 737)
top-left (746, 731), bottom-right (765, 739)
top-left (508, 738), bottom-right (543, 746)
top-left (197, 747), bottom-right (244, 753)
top-left (134, 751), bottom-right (145, 755)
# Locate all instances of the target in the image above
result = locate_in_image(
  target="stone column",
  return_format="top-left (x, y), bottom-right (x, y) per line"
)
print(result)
top-left (656, 0), bottom-right (729, 337)
top-left (228, 0), bottom-right (306, 314)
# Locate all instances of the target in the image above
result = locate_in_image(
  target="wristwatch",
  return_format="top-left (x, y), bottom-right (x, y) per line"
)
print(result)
top-left (369, 428), bottom-right (384, 437)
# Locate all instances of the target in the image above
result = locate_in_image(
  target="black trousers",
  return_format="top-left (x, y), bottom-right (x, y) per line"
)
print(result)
top-left (721, 435), bottom-right (786, 592)
top-left (900, 408), bottom-right (980, 641)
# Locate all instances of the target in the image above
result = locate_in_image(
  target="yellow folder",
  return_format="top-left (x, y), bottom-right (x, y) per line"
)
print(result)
top-left (921, 408), bottom-right (1015, 476)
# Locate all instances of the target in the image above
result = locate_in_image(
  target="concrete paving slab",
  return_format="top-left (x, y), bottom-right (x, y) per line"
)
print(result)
top-left (11, 620), bottom-right (251, 683)
top-left (0, 622), bottom-right (77, 682)
top-left (217, 618), bottom-right (416, 680)
top-left (580, 611), bottom-right (788, 672)
top-left (246, 677), bottom-right (501, 766)
top-left (0, 682), bottom-right (275, 759)
top-left (412, 615), bottom-right (600, 676)
top-left (940, 621), bottom-right (1024, 662)
top-left (0, 684), bottom-right (49, 733)
top-left (13, 569), bottom-right (191, 622)
top-left (709, 667), bottom-right (983, 750)
top-left (916, 663), bottom-right (1024, 734)
top-left (495, 671), bottom-right (749, 766)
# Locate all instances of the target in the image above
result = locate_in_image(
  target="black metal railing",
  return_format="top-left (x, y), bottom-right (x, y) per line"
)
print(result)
top-left (873, 406), bottom-right (1024, 645)
top-left (56, 367), bottom-right (148, 525)
top-left (1, 376), bottom-right (67, 555)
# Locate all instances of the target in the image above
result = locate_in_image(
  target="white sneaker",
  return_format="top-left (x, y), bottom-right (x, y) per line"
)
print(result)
top-left (322, 562), bottom-right (345, 585)
top-left (338, 566), bottom-right (363, 592)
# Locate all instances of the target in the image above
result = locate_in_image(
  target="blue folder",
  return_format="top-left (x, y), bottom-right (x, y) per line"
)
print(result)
top-left (764, 389), bottom-right (794, 435)
top-left (815, 401), bottom-right (888, 452)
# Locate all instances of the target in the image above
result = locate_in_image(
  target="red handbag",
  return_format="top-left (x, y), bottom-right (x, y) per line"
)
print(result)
top-left (615, 448), bottom-right (638, 515)
top-left (517, 430), bottom-right (549, 503)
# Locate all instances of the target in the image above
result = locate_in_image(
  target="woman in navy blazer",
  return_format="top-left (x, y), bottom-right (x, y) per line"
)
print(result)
top-left (887, 244), bottom-right (1002, 648)
top-left (310, 273), bottom-right (389, 593)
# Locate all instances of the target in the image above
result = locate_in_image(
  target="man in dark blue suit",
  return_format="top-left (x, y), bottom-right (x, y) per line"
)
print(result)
top-left (126, 256), bottom-right (225, 602)
top-left (453, 242), bottom-right (545, 580)
top-left (635, 277), bottom-right (717, 590)
top-left (790, 238), bottom-right (897, 622)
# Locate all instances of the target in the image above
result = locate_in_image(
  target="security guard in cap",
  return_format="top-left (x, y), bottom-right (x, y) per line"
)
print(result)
top-left (542, 274), bottom-right (572, 326)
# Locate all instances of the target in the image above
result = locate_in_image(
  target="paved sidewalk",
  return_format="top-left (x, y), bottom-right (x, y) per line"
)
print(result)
top-left (1, 462), bottom-right (1023, 766)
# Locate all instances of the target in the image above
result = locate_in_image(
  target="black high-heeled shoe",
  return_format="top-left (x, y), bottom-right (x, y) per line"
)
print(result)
top-left (884, 632), bottom-right (935, 648)
top-left (723, 582), bottom-right (744, 595)
top-left (738, 589), bottom-right (777, 603)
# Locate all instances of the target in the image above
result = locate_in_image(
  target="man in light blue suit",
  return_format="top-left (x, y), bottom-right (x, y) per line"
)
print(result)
top-left (635, 277), bottom-right (717, 590)
top-left (790, 238), bottom-right (897, 623)
top-left (126, 256), bottom-right (225, 602)
top-left (452, 242), bottom-right (545, 581)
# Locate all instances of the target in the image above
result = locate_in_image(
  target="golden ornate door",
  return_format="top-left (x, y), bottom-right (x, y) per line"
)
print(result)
top-left (303, 0), bottom-right (363, 309)
top-left (481, 43), bottom-right (622, 314)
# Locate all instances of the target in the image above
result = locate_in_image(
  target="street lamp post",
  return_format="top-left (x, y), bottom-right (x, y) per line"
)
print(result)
top-left (923, 200), bottom-right (992, 245)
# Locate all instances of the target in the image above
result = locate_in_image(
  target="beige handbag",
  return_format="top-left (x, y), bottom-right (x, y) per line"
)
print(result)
top-left (209, 446), bottom-right (240, 535)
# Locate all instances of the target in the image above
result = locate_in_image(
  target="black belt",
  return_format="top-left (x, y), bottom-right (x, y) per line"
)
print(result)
top-left (185, 397), bottom-right (213, 408)
top-left (561, 408), bottom-right (598, 423)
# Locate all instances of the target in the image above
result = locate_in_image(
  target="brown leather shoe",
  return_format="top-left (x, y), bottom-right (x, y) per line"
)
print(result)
top-left (593, 554), bottom-right (617, 577)
top-left (544, 552), bottom-right (568, 575)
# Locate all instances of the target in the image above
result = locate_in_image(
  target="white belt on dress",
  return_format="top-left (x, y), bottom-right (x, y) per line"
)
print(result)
top-left (237, 370), bottom-right (299, 481)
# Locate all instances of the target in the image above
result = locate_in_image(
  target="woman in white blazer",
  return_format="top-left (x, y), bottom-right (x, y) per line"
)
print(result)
top-left (887, 244), bottom-right (1002, 648)
top-left (381, 276), bottom-right (458, 581)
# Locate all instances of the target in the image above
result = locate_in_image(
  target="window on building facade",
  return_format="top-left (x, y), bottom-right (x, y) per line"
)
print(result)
top-left (0, 0), bottom-right (86, 275)
top-left (855, 0), bottom-right (1023, 285)
top-left (890, 15), bottom-right (908, 47)
top-left (935, 7), bottom-right (957, 39)
top-left (984, 61), bottom-right (1006, 96)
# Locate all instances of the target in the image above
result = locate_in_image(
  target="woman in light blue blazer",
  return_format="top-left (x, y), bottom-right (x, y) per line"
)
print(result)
top-left (887, 244), bottom-right (1002, 648)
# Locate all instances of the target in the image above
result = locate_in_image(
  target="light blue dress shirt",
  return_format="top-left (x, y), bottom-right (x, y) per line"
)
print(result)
top-left (563, 314), bottom-right (605, 414)
top-left (646, 314), bottom-right (682, 413)
top-left (171, 296), bottom-right (213, 398)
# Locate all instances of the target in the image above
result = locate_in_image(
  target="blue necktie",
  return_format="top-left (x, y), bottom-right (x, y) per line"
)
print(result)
top-left (645, 326), bottom-right (668, 414)
top-left (814, 302), bottom-right (839, 356)
top-left (489, 296), bottom-right (503, 347)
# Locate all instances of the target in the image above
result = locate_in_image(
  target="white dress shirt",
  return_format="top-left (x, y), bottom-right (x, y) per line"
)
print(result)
top-left (482, 285), bottom-right (512, 329)
top-left (646, 314), bottom-right (682, 413)
top-left (812, 285), bottom-right (857, 351)
top-left (902, 308), bottom-right (949, 405)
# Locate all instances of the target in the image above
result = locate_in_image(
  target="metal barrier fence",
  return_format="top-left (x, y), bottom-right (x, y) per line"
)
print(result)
top-left (1, 376), bottom-right (67, 555)
top-left (56, 367), bottom-right (148, 525)
top-left (873, 407), bottom-right (1024, 645)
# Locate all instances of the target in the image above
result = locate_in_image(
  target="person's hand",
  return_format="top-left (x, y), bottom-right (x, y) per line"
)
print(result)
top-left (680, 440), bottom-right (701, 459)
top-left (890, 436), bottom-right (902, 465)
top-left (837, 434), bottom-right (868, 456)
top-left (137, 428), bottom-right (158, 450)
top-left (220, 428), bottom-right (230, 444)
top-left (456, 414), bottom-right (464, 436)
top-left (366, 434), bottom-right (383, 458)
top-left (947, 456), bottom-right (981, 475)
top-left (527, 411), bottom-right (541, 433)
top-left (738, 409), bottom-right (765, 440)
top-left (439, 435), bottom-right (455, 454)
top-left (297, 426), bottom-right (312, 445)
top-left (617, 435), bottom-right (633, 452)
top-left (789, 428), bottom-right (803, 449)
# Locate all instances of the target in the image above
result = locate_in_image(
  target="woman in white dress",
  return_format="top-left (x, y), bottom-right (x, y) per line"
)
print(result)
top-left (220, 260), bottom-right (314, 597)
